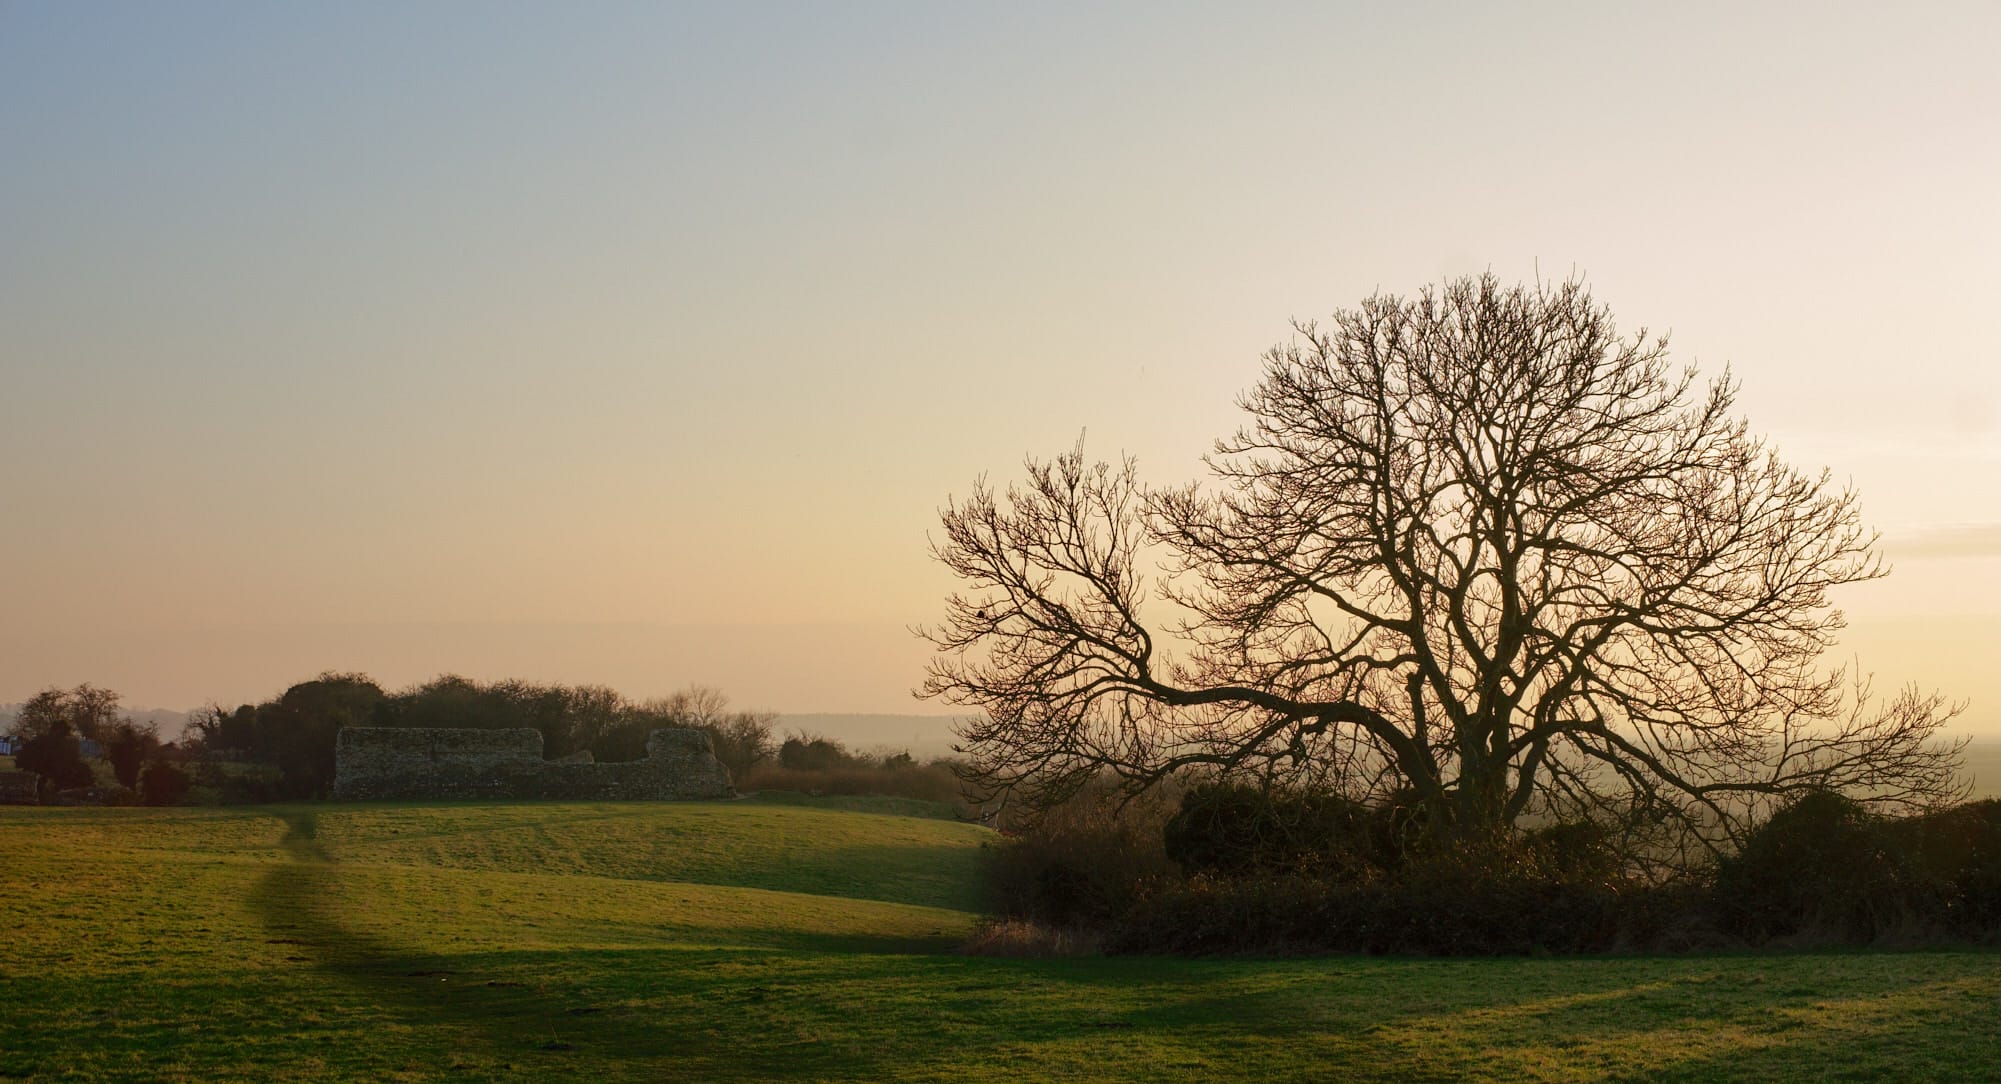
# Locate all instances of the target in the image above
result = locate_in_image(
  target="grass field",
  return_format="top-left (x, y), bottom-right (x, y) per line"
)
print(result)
top-left (4, 797), bottom-right (2000, 1082)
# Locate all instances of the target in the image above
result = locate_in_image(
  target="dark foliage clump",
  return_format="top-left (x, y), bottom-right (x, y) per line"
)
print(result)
top-left (16, 723), bottom-right (94, 792)
top-left (103, 721), bottom-right (160, 789)
top-left (1115, 823), bottom-right (1709, 957)
top-left (734, 731), bottom-right (967, 808)
top-left (1161, 783), bottom-right (1411, 880)
top-left (139, 761), bottom-right (192, 807)
top-left (1714, 790), bottom-right (1906, 942)
top-left (777, 735), bottom-right (851, 772)
top-left (979, 776), bottom-right (2001, 957)
top-left (1889, 799), bottom-right (2001, 932)
top-left (982, 778), bottom-right (1726, 956)
top-left (982, 787), bottom-right (1178, 929)
top-left (188, 673), bottom-right (387, 800)
top-left (698, 713), bottom-right (778, 781)
top-left (1113, 873), bottom-right (1613, 957)
top-left (1716, 791), bottom-right (2001, 944)
top-left (189, 761), bottom-right (286, 805)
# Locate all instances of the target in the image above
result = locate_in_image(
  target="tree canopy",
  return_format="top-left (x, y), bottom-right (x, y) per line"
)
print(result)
top-left (187, 673), bottom-right (774, 799)
top-left (9, 684), bottom-right (127, 744)
top-left (923, 275), bottom-right (1962, 858)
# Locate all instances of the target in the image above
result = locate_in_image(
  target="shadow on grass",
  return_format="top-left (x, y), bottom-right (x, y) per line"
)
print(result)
top-left (246, 809), bottom-right (976, 1080)
top-left (1635, 972), bottom-right (2001, 1083)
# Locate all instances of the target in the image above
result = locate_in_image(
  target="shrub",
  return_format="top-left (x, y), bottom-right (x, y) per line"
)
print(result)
top-left (15, 724), bottom-right (93, 792)
top-left (103, 721), bottom-right (160, 789)
top-left (982, 777), bottom-right (2001, 955)
top-left (1714, 789), bottom-right (1924, 943)
top-left (1713, 793), bottom-right (2001, 944)
top-left (139, 761), bottom-right (192, 806)
top-left (984, 786), bottom-right (1178, 929)
top-left (1521, 819), bottom-right (1624, 884)
top-left (1162, 783), bottom-right (1387, 879)
top-left (777, 734), bottom-right (853, 772)
top-left (1112, 831), bottom-right (1701, 957)
top-left (1881, 798), bottom-right (2001, 935)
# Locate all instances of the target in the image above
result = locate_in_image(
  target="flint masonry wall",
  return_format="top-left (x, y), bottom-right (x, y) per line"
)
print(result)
top-left (332, 726), bottom-right (735, 801)
top-left (0, 770), bottom-right (40, 805)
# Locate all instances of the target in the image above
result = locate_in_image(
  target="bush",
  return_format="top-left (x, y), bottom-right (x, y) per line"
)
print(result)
top-left (1882, 798), bottom-right (2001, 935)
top-left (103, 721), bottom-right (160, 789)
top-left (1113, 833), bottom-right (1706, 957)
top-left (979, 777), bottom-right (2001, 956)
top-left (741, 734), bottom-right (967, 808)
top-left (1163, 783), bottom-right (1388, 879)
top-left (777, 734), bottom-right (853, 772)
top-left (15, 724), bottom-right (93, 792)
top-left (983, 787), bottom-right (1178, 929)
top-left (1713, 790), bottom-right (1919, 943)
top-left (1521, 819), bottom-right (1624, 884)
top-left (1156, 793), bottom-right (2001, 954)
top-left (139, 761), bottom-right (192, 806)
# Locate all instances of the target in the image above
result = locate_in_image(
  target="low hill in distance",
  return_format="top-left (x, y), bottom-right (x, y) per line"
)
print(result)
top-left (772, 721), bottom-right (2001, 799)
top-left (777, 713), bottom-right (964, 759)
top-left (1961, 739), bottom-right (2001, 799)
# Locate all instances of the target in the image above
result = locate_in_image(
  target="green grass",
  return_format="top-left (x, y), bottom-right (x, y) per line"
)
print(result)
top-left (4, 797), bottom-right (2000, 1081)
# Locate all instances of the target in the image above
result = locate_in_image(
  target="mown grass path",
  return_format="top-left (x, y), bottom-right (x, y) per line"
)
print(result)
top-left (4, 799), bottom-right (2000, 1081)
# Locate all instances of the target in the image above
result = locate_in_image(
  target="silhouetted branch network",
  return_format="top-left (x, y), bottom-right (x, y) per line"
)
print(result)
top-left (921, 275), bottom-right (1963, 856)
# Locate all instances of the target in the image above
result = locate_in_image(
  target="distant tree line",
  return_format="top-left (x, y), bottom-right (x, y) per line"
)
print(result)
top-left (4, 675), bottom-right (973, 811)
top-left (182, 673), bottom-right (781, 801)
top-left (744, 733), bottom-right (965, 808)
top-left (4, 685), bottom-right (190, 804)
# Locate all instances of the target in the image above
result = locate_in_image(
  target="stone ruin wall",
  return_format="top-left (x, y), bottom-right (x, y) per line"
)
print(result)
top-left (0, 770), bottom-right (40, 805)
top-left (332, 726), bottom-right (736, 801)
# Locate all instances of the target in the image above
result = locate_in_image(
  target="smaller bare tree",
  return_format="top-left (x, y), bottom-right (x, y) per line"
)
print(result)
top-left (643, 686), bottom-right (775, 780)
top-left (10, 684), bottom-right (129, 744)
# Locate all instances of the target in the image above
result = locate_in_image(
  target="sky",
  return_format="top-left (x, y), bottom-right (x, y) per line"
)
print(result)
top-left (2, 3), bottom-right (1998, 729)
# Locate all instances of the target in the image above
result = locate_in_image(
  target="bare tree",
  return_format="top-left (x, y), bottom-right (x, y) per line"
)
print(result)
top-left (10, 684), bottom-right (129, 744)
top-left (922, 275), bottom-right (1963, 857)
top-left (643, 685), bottom-right (733, 730)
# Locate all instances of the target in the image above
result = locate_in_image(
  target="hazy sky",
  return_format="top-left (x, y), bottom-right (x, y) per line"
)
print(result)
top-left (3, 3), bottom-right (1998, 726)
